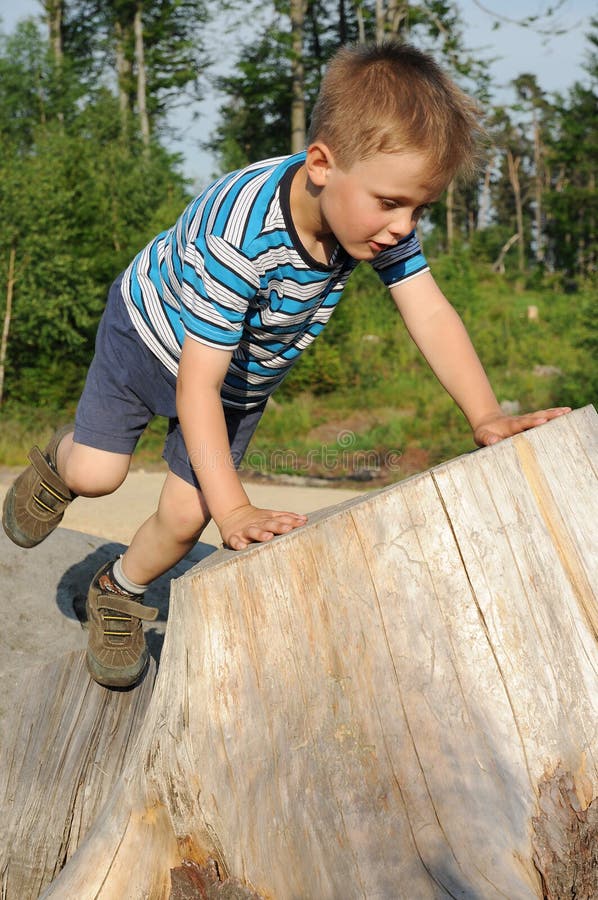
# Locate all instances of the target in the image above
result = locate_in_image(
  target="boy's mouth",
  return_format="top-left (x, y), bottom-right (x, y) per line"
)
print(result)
top-left (368, 240), bottom-right (391, 253)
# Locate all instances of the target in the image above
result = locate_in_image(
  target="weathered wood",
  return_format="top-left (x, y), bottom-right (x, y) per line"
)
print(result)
top-left (10, 407), bottom-right (598, 898)
top-left (0, 652), bottom-right (155, 898)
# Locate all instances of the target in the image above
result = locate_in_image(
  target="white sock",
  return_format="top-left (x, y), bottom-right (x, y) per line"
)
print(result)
top-left (112, 556), bottom-right (149, 596)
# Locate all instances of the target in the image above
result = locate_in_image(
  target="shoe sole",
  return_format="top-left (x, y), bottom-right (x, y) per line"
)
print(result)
top-left (2, 487), bottom-right (42, 548)
top-left (2, 424), bottom-right (75, 548)
top-left (86, 646), bottom-right (150, 689)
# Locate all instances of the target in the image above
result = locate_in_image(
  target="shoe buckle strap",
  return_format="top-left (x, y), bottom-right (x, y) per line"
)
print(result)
top-left (28, 446), bottom-right (74, 501)
top-left (98, 593), bottom-right (159, 621)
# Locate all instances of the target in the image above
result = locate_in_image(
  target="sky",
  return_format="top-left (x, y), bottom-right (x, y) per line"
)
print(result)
top-left (0, 0), bottom-right (594, 185)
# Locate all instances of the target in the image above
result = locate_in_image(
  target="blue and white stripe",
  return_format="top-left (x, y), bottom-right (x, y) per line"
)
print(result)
top-left (121, 152), bottom-right (428, 409)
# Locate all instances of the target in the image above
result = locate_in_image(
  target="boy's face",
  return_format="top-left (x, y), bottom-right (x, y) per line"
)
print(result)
top-left (308, 146), bottom-right (439, 261)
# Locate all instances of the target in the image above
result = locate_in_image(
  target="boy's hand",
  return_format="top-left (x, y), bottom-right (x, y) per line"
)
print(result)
top-left (473, 407), bottom-right (571, 447)
top-left (218, 504), bottom-right (308, 551)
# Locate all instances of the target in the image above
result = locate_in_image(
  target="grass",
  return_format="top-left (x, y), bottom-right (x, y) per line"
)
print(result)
top-left (1, 259), bottom-right (594, 485)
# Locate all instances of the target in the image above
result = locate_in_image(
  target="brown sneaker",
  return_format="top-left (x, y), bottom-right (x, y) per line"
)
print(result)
top-left (86, 560), bottom-right (159, 688)
top-left (2, 424), bottom-right (76, 548)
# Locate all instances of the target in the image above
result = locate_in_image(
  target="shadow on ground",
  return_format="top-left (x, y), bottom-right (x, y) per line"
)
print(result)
top-left (57, 536), bottom-right (218, 664)
top-left (0, 528), bottom-right (217, 685)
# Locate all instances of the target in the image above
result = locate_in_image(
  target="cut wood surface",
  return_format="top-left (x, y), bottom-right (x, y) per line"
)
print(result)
top-left (0, 653), bottom-right (155, 898)
top-left (3, 407), bottom-right (597, 899)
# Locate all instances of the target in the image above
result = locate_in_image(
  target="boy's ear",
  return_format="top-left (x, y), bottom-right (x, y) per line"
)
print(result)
top-left (305, 142), bottom-right (335, 188)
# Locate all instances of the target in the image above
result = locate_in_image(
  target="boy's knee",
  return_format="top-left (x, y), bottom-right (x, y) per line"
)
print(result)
top-left (62, 448), bottom-right (129, 497)
top-left (158, 499), bottom-right (209, 544)
top-left (65, 465), bottom-right (126, 497)
top-left (167, 509), bottom-right (209, 544)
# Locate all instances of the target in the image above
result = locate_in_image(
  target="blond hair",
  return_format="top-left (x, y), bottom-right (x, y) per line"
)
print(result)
top-left (307, 42), bottom-right (484, 188)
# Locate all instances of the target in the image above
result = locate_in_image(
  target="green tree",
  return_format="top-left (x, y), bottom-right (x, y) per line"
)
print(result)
top-left (542, 27), bottom-right (597, 279)
top-left (484, 105), bottom-right (536, 273)
top-left (512, 73), bottom-right (551, 266)
top-left (46, 0), bottom-right (212, 144)
top-left (209, 0), bottom-right (492, 177)
top-left (0, 17), bottom-right (190, 408)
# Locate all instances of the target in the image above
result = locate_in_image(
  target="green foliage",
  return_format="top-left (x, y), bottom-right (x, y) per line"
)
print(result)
top-left (0, 17), bottom-right (189, 408)
top-left (60, 0), bottom-right (212, 132)
top-left (559, 289), bottom-right (598, 409)
top-left (209, 0), bottom-right (494, 171)
top-left (543, 70), bottom-right (598, 277)
top-left (207, 26), bottom-right (295, 170)
top-left (0, 1), bottom-right (595, 481)
top-left (262, 256), bottom-right (596, 478)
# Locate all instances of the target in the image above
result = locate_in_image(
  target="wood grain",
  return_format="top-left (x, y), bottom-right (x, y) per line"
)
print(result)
top-left (4, 407), bottom-right (596, 899)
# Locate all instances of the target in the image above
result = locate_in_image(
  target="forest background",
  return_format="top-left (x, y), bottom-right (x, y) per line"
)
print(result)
top-left (0, 0), bottom-right (596, 485)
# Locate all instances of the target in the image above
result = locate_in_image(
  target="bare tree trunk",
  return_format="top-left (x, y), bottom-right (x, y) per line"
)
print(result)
top-left (115, 21), bottom-right (131, 138)
top-left (338, 0), bottom-right (348, 43)
top-left (507, 149), bottom-right (525, 272)
top-left (375, 0), bottom-right (409, 40)
top-left (355, 0), bottom-right (366, 43)
top-left (134, 4), bottom-right (150, 149)
top-left (290, 0), bottom-right (306, 153)
top-left (0, 245), bottom-right (15, 406)
top-left (446, 178), bottom-right (455, 251)
top-left (375, 0), bottom-right (385, 40)
top-left (533, 108), bottom-right (544, 264)
top-left (43, 0), bottom-right (63, 67)
top-left (43, 0), bottom-right (63, 124)
top-left (477, 153), bottom-right (494, 230)
top-left (492, 232), bottom-right (520, 274)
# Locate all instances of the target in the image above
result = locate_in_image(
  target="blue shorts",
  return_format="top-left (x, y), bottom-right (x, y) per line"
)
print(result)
top-left (74, 274), bottom-right (266, 488)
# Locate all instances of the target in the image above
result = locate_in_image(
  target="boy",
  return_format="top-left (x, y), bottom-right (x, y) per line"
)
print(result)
top-left (3, 42), bottom-right (569, 688)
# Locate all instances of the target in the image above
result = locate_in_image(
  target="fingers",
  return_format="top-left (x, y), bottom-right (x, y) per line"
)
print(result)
top-left (222, 507), bottom-right (308, 551)
top-left (474, 407), bottom-right (572, 447)
top-left (533, 406), bottom-right (571, 418)
top-left (509, 407), bottom-right (571, 433)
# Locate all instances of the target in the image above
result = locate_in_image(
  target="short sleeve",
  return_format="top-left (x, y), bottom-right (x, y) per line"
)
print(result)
top-left (180, 235), bottom-right (260, 350)
top-left (370, 230), bottom-right (429, 288)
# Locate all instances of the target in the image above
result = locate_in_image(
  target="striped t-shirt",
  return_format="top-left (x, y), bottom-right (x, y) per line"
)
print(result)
top-left (121, 152), bottom-right (429, 409)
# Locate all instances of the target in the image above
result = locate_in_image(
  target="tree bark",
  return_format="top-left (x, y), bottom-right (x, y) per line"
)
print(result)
top-left (507, 148), bottom-right (525, 271)
top-left (375, 0), bottom-right (409, 40)
top-left (43, 0), bottom-right (63, 68)
top-left (446, 178), bottom-right (455, 250)
top-left (115, 20), bottom-right (131, 138)
top-left (477, 152), bottom-right (494, 230)
top-left (0, 244), bottom-right (15, 406)
top-left (3, 408), bottom-right (597, 899)
top-left (0, 653), bottom-right (156, 898)
top-left (134, 3), bottom-right (150, 149)
top-left (533, 106), bottom-right (544, 263)
top-left (290, 0), bottom-right (306, 153)
top-left (492, 231), bottom-right (520, 273)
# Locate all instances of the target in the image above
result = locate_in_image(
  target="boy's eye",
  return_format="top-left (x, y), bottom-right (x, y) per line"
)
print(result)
top-left (378, 200), bottom-right (432, 218)
top-left (413, 204), bottom-right (431, 221)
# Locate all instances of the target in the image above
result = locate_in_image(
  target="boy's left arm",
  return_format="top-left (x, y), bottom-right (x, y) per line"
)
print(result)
top-left (390, 271), bottom-right (570, 446)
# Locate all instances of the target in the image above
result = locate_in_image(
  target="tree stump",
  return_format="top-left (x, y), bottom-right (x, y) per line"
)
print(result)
top-left (0, 652), bottom-right (155, 898)
top-left (5, 407), bottom-right (598, 899)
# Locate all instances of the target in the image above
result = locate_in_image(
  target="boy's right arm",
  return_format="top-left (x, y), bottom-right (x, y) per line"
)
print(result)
top-left (176, 336), bottom-right (307, 550)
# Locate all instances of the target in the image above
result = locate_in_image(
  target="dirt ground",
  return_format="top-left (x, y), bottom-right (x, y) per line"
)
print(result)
top-left (0, 464), bottom-right (364, 702)
top-left (0, 464), bottom-right (363, 547)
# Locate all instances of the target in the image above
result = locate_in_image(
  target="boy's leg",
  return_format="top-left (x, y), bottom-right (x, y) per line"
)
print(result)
top-left (85, 470), bottom-right (209, 689)
top-left (120, 469), bottom-right (211, 586)
top-left (57, 432), bottom-right (131, 497)
top-left (2, 428), bottom-right (131, 548)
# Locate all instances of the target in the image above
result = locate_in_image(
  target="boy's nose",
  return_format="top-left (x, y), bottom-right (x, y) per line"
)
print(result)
top-left (388, 211), bottom-right (415, 240)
